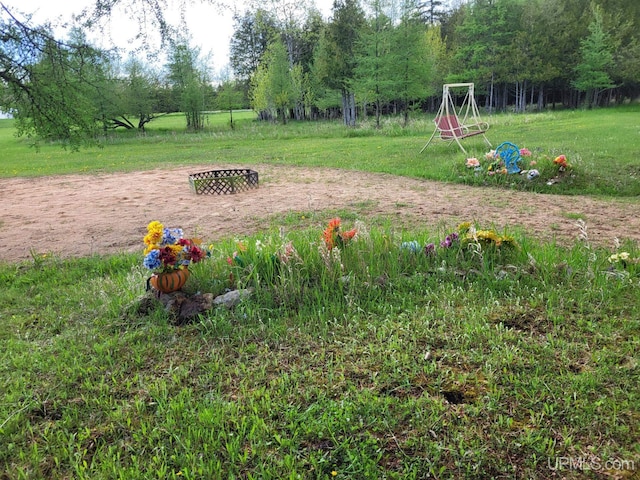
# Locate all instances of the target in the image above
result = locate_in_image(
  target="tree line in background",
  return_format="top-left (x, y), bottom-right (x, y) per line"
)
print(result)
top-left (0, 0), bottom-right (638, 145)
top-left (235, 0), bottom-right (640, 125)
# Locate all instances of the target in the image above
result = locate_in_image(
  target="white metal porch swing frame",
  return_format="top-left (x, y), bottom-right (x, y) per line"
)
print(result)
top-left (420, 83), bottom-right (492, 154)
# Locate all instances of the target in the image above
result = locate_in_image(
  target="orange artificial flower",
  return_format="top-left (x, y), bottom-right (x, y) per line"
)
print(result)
top-left (553, 155), bottom-right (568, 168)
top-left (341, 228), bottom-right (357, 241)
top-left (323, 218), bottom-right (341, 250)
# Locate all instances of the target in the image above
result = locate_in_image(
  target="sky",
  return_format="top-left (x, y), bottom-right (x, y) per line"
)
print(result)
top-left (9, 0), bottom-right (335, 77)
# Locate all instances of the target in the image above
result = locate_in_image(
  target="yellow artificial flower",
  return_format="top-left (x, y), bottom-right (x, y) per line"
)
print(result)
top-left (145, 220), bottom-right (164, 245)
top-left (475, 230), bottom-right (500, 243)
top-left (147, 220), bottom-right (163, 233)
top-left (143, 232), bottom-right (160, 246)
top-left (500, 235), bottom-right (519, 248)
top-left (458, 221), bottom-right (472, 233)
top-left (609, 252), bottom-right (630, 263)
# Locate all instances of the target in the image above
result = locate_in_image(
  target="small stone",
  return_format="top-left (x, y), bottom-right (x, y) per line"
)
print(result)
top-left (213, 288), bottom-right (254, 309)
top-left (155, 291), bottom-right (215, 325)
top-left (175, 293), bottom-right (214, 325)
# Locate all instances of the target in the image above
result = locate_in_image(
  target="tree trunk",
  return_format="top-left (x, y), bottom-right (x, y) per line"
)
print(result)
top-left (403, 100), bottom-right (409, 127)
top-left (537, 85), bottom-right (544, 111)
top-left (489, 73), bottom-right (495, 112)
top-left (341, 90), bottom-right (356, 127)
top-left (530, 84), bottom-right (535, 109)
top-left (375, 84), bottom-right (381, 128)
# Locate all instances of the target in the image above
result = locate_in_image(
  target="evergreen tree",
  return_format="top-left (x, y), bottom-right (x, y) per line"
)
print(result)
top-left (389, 0), bottom-right (434, 125)
top-left (230, 9), bottom-right (278, 83)
top-left (314, 0), bottom-right (366, 126)
top-left (572, 4), bottom-right (615, 108)
top-left (354, 0), bottom-right (394, 127)
top-left (418, 0), bottom-right (446, 25)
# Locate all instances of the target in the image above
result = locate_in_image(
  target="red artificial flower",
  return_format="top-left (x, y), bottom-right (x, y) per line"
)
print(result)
top-left (341, 228), bottom-right (357, 242)
top-left (188, 245), bottom-right (206, 262)
top-left (159, 246), bottom-right (177, 266)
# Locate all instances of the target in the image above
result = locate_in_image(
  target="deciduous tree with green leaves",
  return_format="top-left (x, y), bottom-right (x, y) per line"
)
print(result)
top-left (250, 39), bottom-right (295, 123)
top-left (215, 69), bottom-right (246, 129)
top-left (107, 55), bottom-right (166, 131)
top-left (166, 42), bottom-right (209, 131)
top-left (1, 8), bottom-right (107, 147)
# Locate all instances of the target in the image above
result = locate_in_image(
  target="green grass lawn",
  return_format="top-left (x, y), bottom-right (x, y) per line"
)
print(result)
top-left (2, 106), bottom-right (639, 197)
top-left (1, 108), bottom-right (639, 479)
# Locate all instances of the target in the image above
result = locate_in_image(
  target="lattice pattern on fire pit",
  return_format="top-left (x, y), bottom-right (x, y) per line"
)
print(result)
top-left (189, 169), bottom-right (259, 195)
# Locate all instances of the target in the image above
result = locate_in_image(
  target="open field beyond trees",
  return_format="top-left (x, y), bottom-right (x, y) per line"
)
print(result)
top-left (1, 108), bottom-right (639, 479)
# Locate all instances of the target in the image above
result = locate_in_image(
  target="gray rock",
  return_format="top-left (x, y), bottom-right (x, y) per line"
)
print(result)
top-left (156, 291), bottom-right (214, 325)
top-left (213, 289), bottom-right (254, 309)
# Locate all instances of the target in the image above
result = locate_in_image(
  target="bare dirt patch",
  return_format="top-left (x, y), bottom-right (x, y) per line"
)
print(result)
top-left (2, 164), bottom-right (639, 262)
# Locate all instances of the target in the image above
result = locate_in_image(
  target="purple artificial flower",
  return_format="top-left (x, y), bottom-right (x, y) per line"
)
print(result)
top-left (424, 243), bottom-right (436, 255)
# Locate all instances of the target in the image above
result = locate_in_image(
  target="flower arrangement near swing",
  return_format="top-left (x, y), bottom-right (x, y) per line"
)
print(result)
top-left (143, 221), bottom-right (207, 293)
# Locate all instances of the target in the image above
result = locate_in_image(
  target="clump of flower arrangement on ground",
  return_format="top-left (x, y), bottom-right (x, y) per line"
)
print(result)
top-left (142, 216), bottom-right (638, 319)
top-left (464, 147), bottom-right (574, 186)
top-left (401, 221), bottom-right (521, 275)
top-left (606, 241), bottom-right (640, 279)
top-left (213, 218), bottom-right (636, 291)
top-left (143, 221), bottom-right (208, 273)
top-left (212, 218), bottom-right (526, 301)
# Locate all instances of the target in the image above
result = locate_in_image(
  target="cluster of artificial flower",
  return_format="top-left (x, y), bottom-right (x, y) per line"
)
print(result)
top-left (608, 251), bottom-right (639, 268)
top-left (143, 221), bottom-right (207, 272)
top-left (401, 222), bottom-right (519, 256)
top-left (465, 148), bottom-right (569, 180)
top-left (464, 148), bottom-right (533, 175)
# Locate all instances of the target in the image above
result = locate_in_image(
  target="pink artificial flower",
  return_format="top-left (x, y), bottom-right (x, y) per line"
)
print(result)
top-left (520, 148), bottom-right (532, 157)
top-left (466, 157), bottom-right (480, 168)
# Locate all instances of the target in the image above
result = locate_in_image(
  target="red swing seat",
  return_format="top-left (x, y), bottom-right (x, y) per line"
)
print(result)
top-left (436, 115), bottom-right (487, 140)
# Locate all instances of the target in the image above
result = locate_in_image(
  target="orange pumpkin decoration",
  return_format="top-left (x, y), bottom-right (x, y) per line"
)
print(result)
top-left (149, 269), bottom-right (190, 293)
